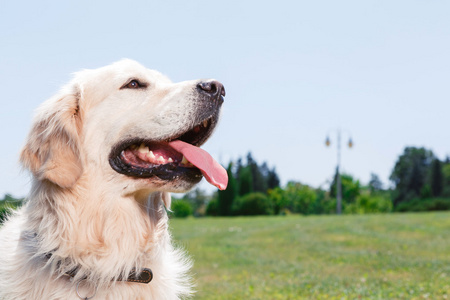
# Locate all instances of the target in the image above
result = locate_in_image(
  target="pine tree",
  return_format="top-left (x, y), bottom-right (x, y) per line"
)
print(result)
top-left (430, 158), bottom-right (443, 197)
top-left (238, 165), bottom-right (253, 196)
top-left (408, 161), bottom-right (424, 196)
top-left (267, 167), bottom-right (280, 189)
top-left (217, 163), bottom-right (237, 216)
top-left (442, 162), bottom-right (450, 197)
top-left (247, 153), bottom-right (267, 193)
top-left (390, 147), bottom-right (434, 206)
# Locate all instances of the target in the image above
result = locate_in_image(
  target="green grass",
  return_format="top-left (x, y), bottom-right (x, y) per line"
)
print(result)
top-left (170, 212), bottom-right (450, 300)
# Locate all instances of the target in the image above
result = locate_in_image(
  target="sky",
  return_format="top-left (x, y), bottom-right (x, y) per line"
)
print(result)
top-left (1, 0), bottom-right (449, 198)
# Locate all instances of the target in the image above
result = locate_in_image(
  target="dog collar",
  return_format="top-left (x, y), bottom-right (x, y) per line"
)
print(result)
top-left (45, 253), bottom-right (153, 284)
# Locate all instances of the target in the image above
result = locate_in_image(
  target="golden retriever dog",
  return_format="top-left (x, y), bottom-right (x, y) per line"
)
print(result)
top-left (0, 59), bottom-right (227, 299)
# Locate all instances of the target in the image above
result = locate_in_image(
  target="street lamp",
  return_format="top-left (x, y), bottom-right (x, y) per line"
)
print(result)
top-left (325, 129), bottom-right (353, 215)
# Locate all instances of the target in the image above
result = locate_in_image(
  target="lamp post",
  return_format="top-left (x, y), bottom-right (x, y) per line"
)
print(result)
top-left (325, 129), bottom-right (353, 215)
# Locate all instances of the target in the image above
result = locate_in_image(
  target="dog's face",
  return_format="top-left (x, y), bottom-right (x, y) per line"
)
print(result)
top-left (21, 59), bottom-right (227, 195)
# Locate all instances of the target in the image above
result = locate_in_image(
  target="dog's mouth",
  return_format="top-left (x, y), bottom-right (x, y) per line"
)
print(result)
top-left (109, 117), bottom-right (228, 190)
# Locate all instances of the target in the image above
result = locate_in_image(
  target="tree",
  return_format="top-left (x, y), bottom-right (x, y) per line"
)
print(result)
top-left (267, 167), bottom-right (280, 190)
top-left (390, 147), bottom-right (434, 206)
top-left (430, 158), bottom-right (443, 197)
top-left (442, 162), bottom-right (450, 197)
top-left (268, 182), bottom-right (319, 215)
top-left (233, 153), bottom-right (279, 197)
top-left (268, 187), bottom-right (288, 215)
top-left (329, 172), bottom-right (360, 204)
top-left (247, 153), bottom-right (267, 193)
top-left (235, 158), bottom-right (243, 181)
top-left (289, 182), bottom-right (318, 214)
top-left (217, 163), bottom-right (237, 216)
top-left (238, 165), bottom-right (253, 196)
top-left (368, 173), bottom-right (383, 194)
top-left (408, 161), bottom-right (424, 196)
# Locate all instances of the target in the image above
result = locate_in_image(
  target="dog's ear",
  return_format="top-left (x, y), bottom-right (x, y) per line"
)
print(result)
top-left (20, 86), bottom-right (83, 188)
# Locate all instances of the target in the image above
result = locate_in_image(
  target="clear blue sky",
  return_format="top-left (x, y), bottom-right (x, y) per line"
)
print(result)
top-left (1, 0), bottom-right (449, 197)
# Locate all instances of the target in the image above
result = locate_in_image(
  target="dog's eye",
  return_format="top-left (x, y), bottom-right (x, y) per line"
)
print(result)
top-left (122, 79), bottom-right (147, 89)
top-left (127, 80), bottom-right (140, 88)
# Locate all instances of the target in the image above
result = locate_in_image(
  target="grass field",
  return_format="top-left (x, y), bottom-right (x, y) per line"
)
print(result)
top-left (170, 212), bottom-right (450, 300)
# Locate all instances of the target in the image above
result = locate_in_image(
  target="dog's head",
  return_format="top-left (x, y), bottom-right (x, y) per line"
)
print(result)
top-left (20, 59), bottom-right (227, 196)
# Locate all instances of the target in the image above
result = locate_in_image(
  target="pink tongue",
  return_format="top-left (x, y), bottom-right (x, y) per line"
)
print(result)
top-left (169, 140), bottom-right (228, 190)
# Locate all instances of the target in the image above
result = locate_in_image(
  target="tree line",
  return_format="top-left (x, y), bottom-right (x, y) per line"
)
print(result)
top-left (390, 147), bottom-right (450, 211)
top-left (172, 146), bottom-right (450, 217)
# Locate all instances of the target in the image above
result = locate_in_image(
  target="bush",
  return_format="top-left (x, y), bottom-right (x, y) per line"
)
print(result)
top-left (170, 199), bottom-right (193, 218)
top-left (395, 198), bottom-right (450, 212)
top-left (268, 187), bottom-right (289, 215)
top-left (322, 198), bottom-right (339, 214)
top-left (268, 183), bottom-right (321, 215)
top-left (344, 194), bottom-right (393, 214)
top-left (232, 192), bottom-right (273, 216)
top-left (206, 199), bottom-right (219, 216)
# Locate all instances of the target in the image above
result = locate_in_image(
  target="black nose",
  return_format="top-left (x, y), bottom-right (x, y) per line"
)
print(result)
top-left (197, 80), bottom-right (226, 98)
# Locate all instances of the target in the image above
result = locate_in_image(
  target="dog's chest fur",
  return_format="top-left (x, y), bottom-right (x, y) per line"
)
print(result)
top-left (0, 189), bottom-right (192, 300)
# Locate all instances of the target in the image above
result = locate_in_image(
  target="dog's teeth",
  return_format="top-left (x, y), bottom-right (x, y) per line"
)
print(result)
top-left (203, 120), bottom-right (208, 127)
top-left (157, 156), bottom-right (165, 163)
top-left (181, 156), bottom-right (194, 167)
top-left (147, 151), bottom-right (155, 159)
top-left (168, 158), bottom-right (173, 163)
top-left (138, 144), bottom-right (149, 153)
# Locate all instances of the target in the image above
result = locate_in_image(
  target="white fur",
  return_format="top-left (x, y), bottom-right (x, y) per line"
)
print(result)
top-left (0, 60), bottom-right (217, 299)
